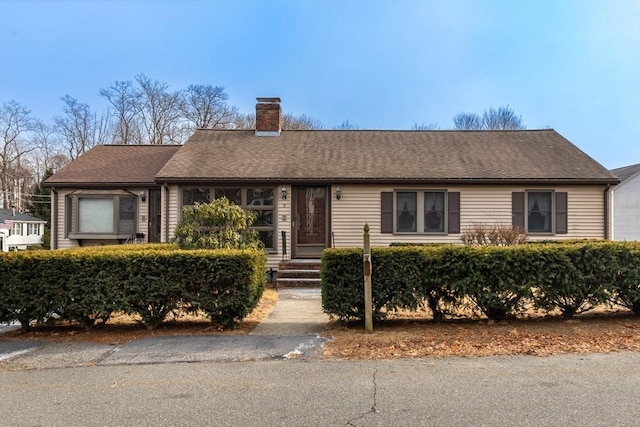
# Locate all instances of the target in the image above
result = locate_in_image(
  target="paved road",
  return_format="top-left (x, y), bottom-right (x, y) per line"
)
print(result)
top-left (1, 353), bottom-right (639, 426)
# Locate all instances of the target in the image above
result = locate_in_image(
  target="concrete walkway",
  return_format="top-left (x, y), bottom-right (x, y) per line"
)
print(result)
top-left (250, 287), bottom-right (330, 336)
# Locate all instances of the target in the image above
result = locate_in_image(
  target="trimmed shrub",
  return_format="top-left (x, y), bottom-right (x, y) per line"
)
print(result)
top-left (0, 245), bottom-right (266, 331)
top-left (389, 242), bottom-right (448, 247)
top-left (532, 243), bottom-right (615, 318)
top-left (172, 198), bottom-right (263, 250)
top-left (321, 248), bottom-right (368, 321)
top-left (0, 251), bottom-right (59, 330)
top-left (609, 242), bottom-right (640, 315)
top-left (453, 246), bottom-right (533, 321)
top-left (182, 249), bottom-right (266, 327)
top-left (54, 253), bottom-right (124, 329)
top-left (321, 241), bottom-right (640, 322)
top-left (322, 247), bottom-right (462, 322)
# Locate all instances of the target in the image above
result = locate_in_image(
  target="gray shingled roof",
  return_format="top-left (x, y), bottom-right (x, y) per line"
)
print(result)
top-left (0, 209), bottom-right (46, 223)
top-left (156, 129), bottom-right (617, 184)
top-left (45, 145), bottom-right (181, 187)
top-left (611, 163), bottom-right (640, 184)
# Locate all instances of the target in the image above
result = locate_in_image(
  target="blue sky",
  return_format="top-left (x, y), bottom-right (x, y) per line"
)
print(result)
top-left (0, 0), bottom-right (638, 169)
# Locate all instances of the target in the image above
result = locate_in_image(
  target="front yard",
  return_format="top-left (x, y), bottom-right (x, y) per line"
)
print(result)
top-left (2, 289), bottom-right (639, 360)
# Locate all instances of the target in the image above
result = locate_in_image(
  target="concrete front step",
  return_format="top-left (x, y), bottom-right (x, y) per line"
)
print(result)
top-left (277, 269), bottom-right (321, 279)
top-left (275, 278), bottom-right (321, 288)
top-left (276, 259), bottom-right (322, 288)
top-left (279, 260), bottom-right (322, 271)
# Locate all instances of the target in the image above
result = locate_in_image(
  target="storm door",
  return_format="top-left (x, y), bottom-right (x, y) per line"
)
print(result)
top-left (148, 189), bottom-right (162, 242)
top-left (293, 186), bottom-right (329, 257)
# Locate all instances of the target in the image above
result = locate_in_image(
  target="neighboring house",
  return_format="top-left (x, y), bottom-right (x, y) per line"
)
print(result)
top-left (0, 208), bottom-right (46, 252)
top-left (45, 98), bottom-right (618, 269)
top-left (610, 163), bottom-right (640, 241)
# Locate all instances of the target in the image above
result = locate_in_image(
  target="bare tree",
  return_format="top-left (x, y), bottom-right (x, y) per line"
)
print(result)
top-left (29, 120), bottom-right (69, 181)
top-left (453, 106), bottom-right (525, 130)
top-left (411, 122), bottom-right (439, 130)
top-left (136, 74), bottom-right (183, 144)
top-left (482, 106), bottom-right (525, 130)
top-left (281, 113), bottom-right (322, 130)
top-left (54, 95), bottom-right (112, 160)
top-left (231, 112), bottom-right (323, 130)
top-left (333, 120), bottom-right (360, 130)
top-left (231, 113), bottom-right (256, 129)
top-left (453, 112), bottom-right (483, 130)
top-left (99, 80), bottom-right (143, 144)
top-left (0, 100), bottom-right (37, 208)
top-left (179, 84), bottom-right (237, 130)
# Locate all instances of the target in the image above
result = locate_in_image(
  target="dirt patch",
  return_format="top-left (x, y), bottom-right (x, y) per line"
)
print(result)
top-left (322, 310), bottom-right (640, 359)
top-left (0, 289), bottom-right (279, 345)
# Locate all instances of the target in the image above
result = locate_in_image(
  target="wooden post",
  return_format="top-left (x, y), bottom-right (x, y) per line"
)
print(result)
top-left (363, 223), bottom-right (373, 333)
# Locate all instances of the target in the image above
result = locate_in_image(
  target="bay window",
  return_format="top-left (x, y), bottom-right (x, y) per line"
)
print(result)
top-left (67, 193), bottom-right (138, 238)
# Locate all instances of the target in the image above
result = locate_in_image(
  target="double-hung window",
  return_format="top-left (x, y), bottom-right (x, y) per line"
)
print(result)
top-left (381, 190), bottom-right (459, 235)
top-left (27, 223), bottom-right (40, 235)
top-left (527, 191), bottom-right (552, 233)
top-left (395, 191), bottom-right (447, 233)
top-left (512, 190), bottom-right (567, 234)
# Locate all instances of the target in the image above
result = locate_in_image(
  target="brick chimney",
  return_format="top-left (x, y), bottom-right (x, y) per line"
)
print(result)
top-left (255, 97), bottom-right (281, 136)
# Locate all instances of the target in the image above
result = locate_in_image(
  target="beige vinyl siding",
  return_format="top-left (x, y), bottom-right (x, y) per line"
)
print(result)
top-left (137, 189), bottom-right (149, 240)
top-left (552, 185), bottom-right (606, 240)
top-left (460, 188), bottom-right (512, 226)
top-left (55, 189), bottom-right (79, 249)
top-left (331, 184), bottom-right (607, 247)
top-left (332, 185), bottom-right (389, 247)
top-left (270, 185), bottom-right (292, 269)
top-left (165, 184), bottom-right (180, 242)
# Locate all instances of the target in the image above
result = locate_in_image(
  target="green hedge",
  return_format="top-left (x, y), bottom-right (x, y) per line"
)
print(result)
top-left (0, 245), bottom-right (266, 330)
top-left (321, 242), bottom-right (640, 321)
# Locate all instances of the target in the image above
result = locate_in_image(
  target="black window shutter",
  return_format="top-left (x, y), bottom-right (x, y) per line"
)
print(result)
top-left (381, 192), bottom-right (393, 233)
top-left (555, 192), bottom-right (568, 234)
top-left (512, 192), bottom-right (525, 231)
top-left (447, 192), bottom-right (460, 234)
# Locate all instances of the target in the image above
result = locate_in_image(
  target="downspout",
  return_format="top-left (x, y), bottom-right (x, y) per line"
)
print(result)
top-left (603, 184), bottom-right (611, 240)
top-left (164, 183), bottom-right (169, 243)
top-left (52, 188), bottom-right (58, 249)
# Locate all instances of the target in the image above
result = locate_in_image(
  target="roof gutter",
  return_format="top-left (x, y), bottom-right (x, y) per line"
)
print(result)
top-left (154, 177), bottom-right (621, 186)
top-left (43, 182), bottom-right (163, 188)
